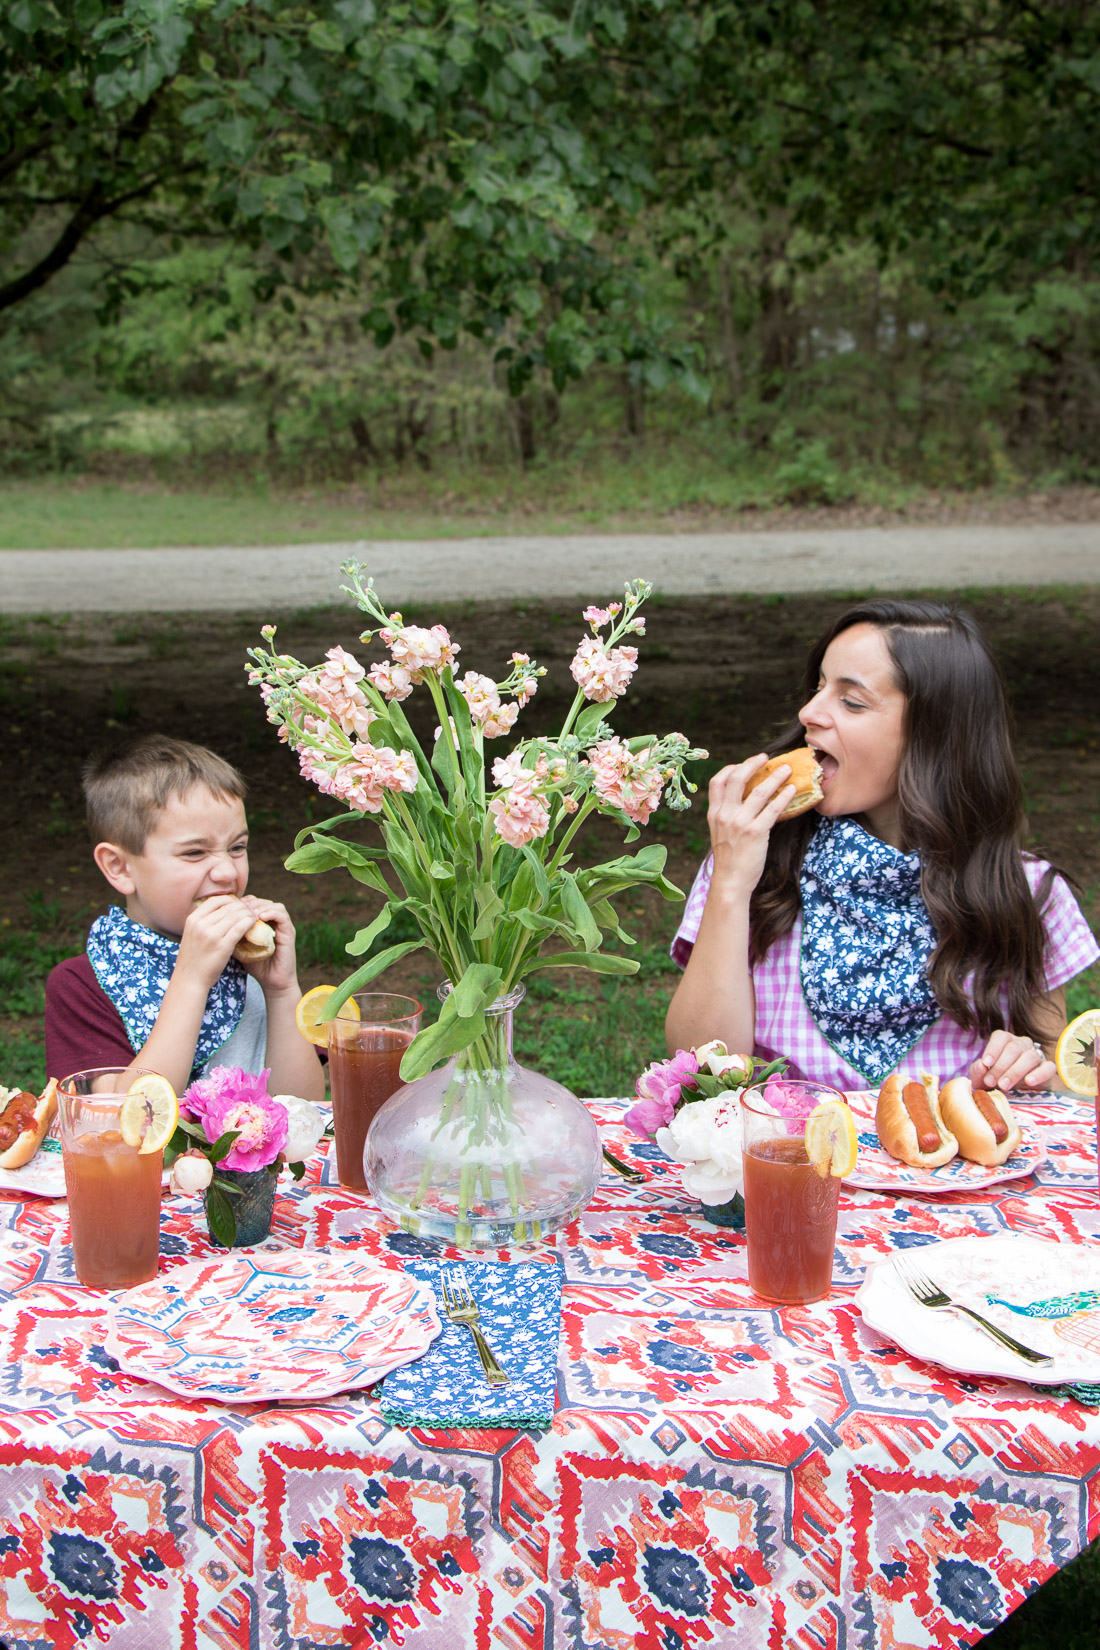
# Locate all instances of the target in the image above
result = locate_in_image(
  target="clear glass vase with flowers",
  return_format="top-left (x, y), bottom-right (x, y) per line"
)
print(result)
top-left (246, 567), bottom-right (707, 1246)
top-left (167, 1066), bottom-right (327, 1247)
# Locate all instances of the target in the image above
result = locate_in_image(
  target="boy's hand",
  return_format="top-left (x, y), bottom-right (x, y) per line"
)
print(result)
top-left (238, 897), bottom-right (299, 995)
top-left (176, 895), bottom-right (261, 994)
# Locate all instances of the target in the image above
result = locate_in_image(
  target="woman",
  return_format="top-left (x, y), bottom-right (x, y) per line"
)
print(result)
top-left (666, 599), bottom-right (1098, 1092)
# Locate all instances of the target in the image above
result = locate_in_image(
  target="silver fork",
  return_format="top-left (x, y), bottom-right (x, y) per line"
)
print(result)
top-left (440, 1271), bottom-right (510, 1385)
top-left (894, 1257), bottom-right (1053, 1366)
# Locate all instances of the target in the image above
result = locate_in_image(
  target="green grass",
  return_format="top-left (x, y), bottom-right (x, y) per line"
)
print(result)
top-left (0, 454), bottom-right (934, 550)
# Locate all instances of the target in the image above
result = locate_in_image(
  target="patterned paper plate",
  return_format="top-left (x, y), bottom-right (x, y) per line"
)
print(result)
top-left (858, 1234), bottom-right (1100, 1385)
top-left (105, 1248), bottom-right (442, 1403)
top-left (842, 1090), bottom-right (1046, 1193)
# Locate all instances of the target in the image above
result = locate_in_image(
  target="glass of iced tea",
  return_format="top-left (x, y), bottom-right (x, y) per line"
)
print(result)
top-left (741, 1080), bottom-right (847, 1305)
top-left (327, 994), bottom-right (422, 1190)
top-left (57, 1068), bottom-right (165, 1290)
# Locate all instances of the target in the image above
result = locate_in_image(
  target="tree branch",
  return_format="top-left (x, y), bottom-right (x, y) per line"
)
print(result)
top-left (0, 175), bottom-right (163, 314)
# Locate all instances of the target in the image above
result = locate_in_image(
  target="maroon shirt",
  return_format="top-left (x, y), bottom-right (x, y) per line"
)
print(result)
top-left (44, 954), bottom-right (135, 1082)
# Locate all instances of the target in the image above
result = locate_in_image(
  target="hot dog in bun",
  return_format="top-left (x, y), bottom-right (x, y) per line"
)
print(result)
top-left (876, 1070), bottom-right (958, 1168)
top-left (938, 1077), bottom-right (1021, 1167)
top-left (0, 1079), bottom-right (59, 1170)
top-left (194, 894), bottom-right (276, 963)
top-left (233, 917), bottom-right (276, 965)
top-left (743, 747), bottom-right (824, 820)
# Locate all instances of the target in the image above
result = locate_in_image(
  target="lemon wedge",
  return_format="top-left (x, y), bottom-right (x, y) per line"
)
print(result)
top-left (295, 984), bottom-right (361, 1047)
top-left (121, 1073), bottom-right (179, 1155)
top-left (1055, 1008), bottom-right (1100, 1096)
top-left (804, 1098), bottom-right (858, 1179)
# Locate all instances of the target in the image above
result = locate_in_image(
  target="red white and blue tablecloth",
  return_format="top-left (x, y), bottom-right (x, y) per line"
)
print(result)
top-left (0, 1094), bottom-right (1098, 1649)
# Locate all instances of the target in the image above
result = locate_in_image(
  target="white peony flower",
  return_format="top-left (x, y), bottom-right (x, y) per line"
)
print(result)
top-left (655, 1093), bottom-right (744, 1202)
top-left (271, 1094), bottom-right (326, 1163)
top-left (693, 1039), bottom-right (751, 1080)
top-left (169, 1151), bottom-right (214, 1195)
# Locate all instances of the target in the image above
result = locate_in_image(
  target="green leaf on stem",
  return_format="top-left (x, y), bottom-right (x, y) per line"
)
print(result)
top-left (205, 1184), bottom-right (237, 1247)
top-left (558, 871), bottom-right (602, 951)
top-left (320, 941), bottom-right (428, 1019)
top-left (345, 905), bottom-right (393, 956)
top-left (207, 1128), bottom-right (243, 1163)
top-left (521, 950), bottom-right (639, 975)
top-left (452, 962), bottom-right (503, 1015)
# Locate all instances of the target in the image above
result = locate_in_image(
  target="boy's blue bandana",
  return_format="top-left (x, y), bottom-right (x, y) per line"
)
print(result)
top-left (87, 905), bottom-right (246, 1080)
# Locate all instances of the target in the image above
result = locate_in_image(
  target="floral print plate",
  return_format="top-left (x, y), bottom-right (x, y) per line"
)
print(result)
top-left (842, 1090), bottom-right (1046, 1193)
top-left (105, 1247), bottom-right (441, 1402)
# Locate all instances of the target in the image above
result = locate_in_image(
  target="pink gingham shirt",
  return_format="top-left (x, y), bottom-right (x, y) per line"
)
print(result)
top-left (671, 853), bottom-right (1099, 1090)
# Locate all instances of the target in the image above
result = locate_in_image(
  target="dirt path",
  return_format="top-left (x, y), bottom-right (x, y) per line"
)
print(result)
top-left (4, 522), bottom-right (1100, 610)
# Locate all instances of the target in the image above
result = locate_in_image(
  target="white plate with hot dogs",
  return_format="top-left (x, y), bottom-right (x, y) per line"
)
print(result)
top-left (842, 1091), bottom-right (1046, 1193)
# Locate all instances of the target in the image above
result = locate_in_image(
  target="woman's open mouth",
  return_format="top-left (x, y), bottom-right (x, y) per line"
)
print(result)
top-left (810, 746), bottom-right (839, 790)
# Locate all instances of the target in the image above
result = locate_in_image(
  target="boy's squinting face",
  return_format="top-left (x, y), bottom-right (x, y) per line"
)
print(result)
top-left (113, 786), bottom-right (249, 937)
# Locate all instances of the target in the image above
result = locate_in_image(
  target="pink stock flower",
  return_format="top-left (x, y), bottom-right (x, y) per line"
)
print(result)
top-left (387, 623), bottom-right (459, 681)
top-left (489, 775), bottom-right (550, 847)
top-left (570, 637), bottom-right (639, 703)
top-left (368, 660), bottom-right (415, 702)
top-left (582, 605), bottom-right (613, 627)
top-left (588, 737), bottom-right (664, 824)
top-left (491, 750), bottom-right (532, 789)
top-left (335, 743), bottom-right (419, 813)
top-left (181, 1066), bottom-right (288, 1173)
top-left (319, 645), bottom-right (366, 688)
top-left (299, 669), bottom-right (376, 741)
top-left (482, 701), bottom-right (519, 739)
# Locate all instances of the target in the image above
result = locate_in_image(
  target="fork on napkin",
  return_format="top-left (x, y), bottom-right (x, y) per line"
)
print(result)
top-left (379, 1259), bottom-right (563, 1429)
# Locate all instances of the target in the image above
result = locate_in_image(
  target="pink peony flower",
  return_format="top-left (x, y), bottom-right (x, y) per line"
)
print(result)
top-left (625, 1093), bottom-right (677, 1138)
top-left (489, 775), bottom-right (551, 847)
top-left (626, 1049), bottom-right (701, 1137)
top-left (762, 1074), bottom-right (817, 1118)
top-left (181, 1067), bottom-right (289, 1172)
top-left (570, 637), bottom-right (638, 703)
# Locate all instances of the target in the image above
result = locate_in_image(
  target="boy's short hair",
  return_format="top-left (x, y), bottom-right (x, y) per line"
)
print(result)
top-left (84, 736), bottom-right (247, 853)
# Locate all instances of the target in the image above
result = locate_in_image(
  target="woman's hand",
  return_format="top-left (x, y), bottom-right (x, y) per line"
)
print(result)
top-left (970, 1030), bottom-right (1056, 1093)
top-left (706, 756), bottom-right (796, 895)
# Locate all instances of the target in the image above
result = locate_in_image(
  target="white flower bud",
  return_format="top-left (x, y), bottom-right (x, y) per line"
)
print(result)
top-left (170, 1152), bottom-right (214, 1195)
top-left (271, 1094), bottom-right (326, 1164)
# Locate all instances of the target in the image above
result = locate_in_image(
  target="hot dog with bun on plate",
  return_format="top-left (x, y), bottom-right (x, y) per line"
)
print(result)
top-left (0, 1079), bottom-right (59, 1170)
top-left (875, 1071), bottom-right (958, 1167)
top-left (938, 1077), bottom-right (1022, 1167)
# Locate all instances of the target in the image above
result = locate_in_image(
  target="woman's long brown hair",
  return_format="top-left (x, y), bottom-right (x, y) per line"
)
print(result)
top-left (750, 599), bottom-right (1054, 1042)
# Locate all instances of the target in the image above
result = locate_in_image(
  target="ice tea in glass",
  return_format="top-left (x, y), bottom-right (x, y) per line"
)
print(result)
top-left (327, 994), bottom-right (421, 1190)
top-left (58, 1068), bottom-right (164, 1289)
top-left (741, 1081), bottom-right (845, 1304)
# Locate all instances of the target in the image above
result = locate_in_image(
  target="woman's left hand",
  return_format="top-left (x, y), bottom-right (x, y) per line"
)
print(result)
top-left (970, 1030), bottom-right (1055, 1093)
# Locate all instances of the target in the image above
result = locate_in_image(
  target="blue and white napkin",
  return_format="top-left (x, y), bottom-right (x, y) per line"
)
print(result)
top-left (380, 1259), bottom-right (563, 1430)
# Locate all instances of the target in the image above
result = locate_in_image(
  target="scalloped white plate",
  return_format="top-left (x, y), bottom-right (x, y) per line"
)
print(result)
top-left (843, 1090), bottom-right (1046, 1193)
top-left (858, 1235), bottom-right (1100, 1385)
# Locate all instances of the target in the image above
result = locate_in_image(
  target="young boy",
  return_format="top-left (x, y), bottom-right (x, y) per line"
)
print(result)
top-left (45, 736), bottom-right (324, 1104)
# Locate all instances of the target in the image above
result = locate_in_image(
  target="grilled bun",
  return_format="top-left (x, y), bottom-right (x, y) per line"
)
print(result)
top-left (743, 747), bottom-right (824, 819)
top-left (876, 1070), bottom-right (958, 1168)
top-left (0, 1079), bottom-right (59, 1170)
top-left (939, 1077), bottom-right (1021, 1167)
top-left (233, 917), bottom-right (276, 964)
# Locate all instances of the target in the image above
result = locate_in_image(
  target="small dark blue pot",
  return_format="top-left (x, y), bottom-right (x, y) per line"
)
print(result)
top-left (700, 1191), bottom-right (745, 1230)
top-left (205, 1166), bottom-right (277, 1247)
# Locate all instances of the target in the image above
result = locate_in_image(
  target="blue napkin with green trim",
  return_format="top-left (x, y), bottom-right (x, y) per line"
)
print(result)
top-left (380, 1259), bottom-right (563, 1430)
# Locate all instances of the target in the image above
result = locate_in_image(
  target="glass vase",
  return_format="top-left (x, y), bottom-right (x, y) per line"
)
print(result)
top-left (364, 983), bottom-right (602, 1247)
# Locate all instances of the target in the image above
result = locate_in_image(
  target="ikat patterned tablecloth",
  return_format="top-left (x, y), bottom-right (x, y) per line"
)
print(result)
top-left (0, 1094), bottom-right (1098, 1650)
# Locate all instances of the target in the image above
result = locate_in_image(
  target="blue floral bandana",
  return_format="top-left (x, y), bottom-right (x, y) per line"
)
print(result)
top-left (799, 816), bottom-right (940, 1084)
top-left (87, 905), bottom-right (247, 1080)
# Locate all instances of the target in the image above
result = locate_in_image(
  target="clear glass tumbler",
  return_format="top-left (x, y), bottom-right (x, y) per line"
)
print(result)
top-left (741, 1080), bottom-right (845, 1304)
top-left (57, 1067), bottom-right (164, 1289)
top-left (327, 994), bottom-right (422, 1190)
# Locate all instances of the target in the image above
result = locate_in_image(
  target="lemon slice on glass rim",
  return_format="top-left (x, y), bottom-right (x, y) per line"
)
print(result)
top-left (120, 1074), bottom-right (179, 1155)
top-left (295, 985), bottom-right (361, 1048)
top-left (1055, 1008), bottom-right (1100, 1096)
top-left (804, 1098), bottom-right (858, 1179)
